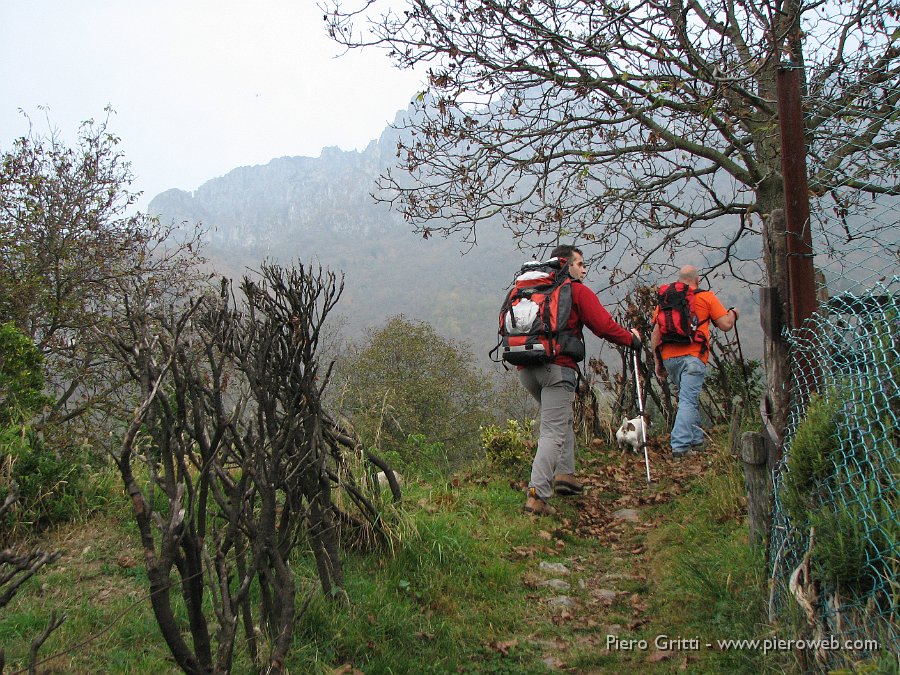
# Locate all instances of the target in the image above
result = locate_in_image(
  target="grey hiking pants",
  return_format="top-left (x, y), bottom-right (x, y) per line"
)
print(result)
top-left (518, 364), bottom-right (578, 501)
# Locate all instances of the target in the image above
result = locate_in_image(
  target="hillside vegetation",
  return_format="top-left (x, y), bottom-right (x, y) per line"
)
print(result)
top-left (147, 128), bottom-right (766, 371)
top-left (7, 108), bottom-right (892, 675)
top-left (3, 431), bottom-right (782, 674)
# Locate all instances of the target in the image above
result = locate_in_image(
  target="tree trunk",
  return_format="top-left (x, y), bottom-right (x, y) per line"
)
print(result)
top-left (761, 207), bottom-right (792, 468)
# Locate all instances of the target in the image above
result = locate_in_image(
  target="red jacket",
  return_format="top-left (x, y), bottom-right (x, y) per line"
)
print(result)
top-left (555, 281), bottom-right (633, 370)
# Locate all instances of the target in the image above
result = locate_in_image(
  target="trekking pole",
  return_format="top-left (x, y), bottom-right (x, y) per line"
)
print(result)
top-left (632, 346), bottom-right (652, 484)
top-left (731, 309), bottom-right (752, 400)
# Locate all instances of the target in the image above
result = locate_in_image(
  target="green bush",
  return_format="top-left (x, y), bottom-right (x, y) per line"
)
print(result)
top-left (0, 427), bottom-right (86, 536)
top-left (782, 391), bottom-right (842, 521)
top-left (395, 433), bottom-right (448, 477)
top-left (0, 322), bottom-right (51, 426)
top-left (0, 323), bottom-right (86, 537)
top-left (782, 385), bottom-right (898, 599)
top-left (479, 419), bottom-right (534, 478)
top-left (809, 500), bottom-right (870, 589)
top-left (335, 316), bottom-right (492, 471)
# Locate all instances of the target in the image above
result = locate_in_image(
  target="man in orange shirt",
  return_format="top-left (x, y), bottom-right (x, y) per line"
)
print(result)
top-left (650, 265), bottom-right (738, 457)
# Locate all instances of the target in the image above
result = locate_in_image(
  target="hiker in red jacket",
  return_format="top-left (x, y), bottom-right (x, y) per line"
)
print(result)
top-left (521, 244), bottom-right (641, 516)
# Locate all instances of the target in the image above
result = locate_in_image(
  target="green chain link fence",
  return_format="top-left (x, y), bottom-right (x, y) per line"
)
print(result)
top-left (765, 39), bottom-right (900, 665)
top-left (767, 124), bottom-right (899, 668)
top-left (768, 279), bottom-right (897, 665)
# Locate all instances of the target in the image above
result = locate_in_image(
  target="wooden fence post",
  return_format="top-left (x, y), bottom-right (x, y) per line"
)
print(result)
top-left (741, 431), bottom-right (771, 547)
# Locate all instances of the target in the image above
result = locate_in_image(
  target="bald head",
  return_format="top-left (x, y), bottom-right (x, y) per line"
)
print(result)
top-left (678, 265), bottom-right (701, 288)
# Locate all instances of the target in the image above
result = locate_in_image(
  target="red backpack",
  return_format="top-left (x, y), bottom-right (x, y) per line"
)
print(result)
top-left (655, 281), bottom-right (709, 352)
top-left (492, 257), bottom-right (585, 366)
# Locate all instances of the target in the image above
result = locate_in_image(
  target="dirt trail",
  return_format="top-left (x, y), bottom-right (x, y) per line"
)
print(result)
top-left (518, 439), bottom-right (712, 672)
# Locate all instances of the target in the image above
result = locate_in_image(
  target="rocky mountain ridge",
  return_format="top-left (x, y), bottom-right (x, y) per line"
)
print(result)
top-left (148, 121), bottom-right (536, 369)
top-left (147, 112), bottom-right (764, 371)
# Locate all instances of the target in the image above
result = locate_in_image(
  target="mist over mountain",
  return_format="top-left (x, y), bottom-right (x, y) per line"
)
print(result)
top-left (148, 110), bottom-right (765, 372)
top-left (148, 118), bottom-right (536, 370)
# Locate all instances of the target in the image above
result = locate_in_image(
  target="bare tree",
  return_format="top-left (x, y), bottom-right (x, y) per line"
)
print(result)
top-left (325, 0), bottom-right (900, 454)
top-left (324, 0), bottom-right (900, 282)
top-left (103, 261), bottom-right (394, 674)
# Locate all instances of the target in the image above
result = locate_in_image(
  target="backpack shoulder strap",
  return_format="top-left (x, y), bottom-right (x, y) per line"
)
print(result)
top-left (691, 289), bottom-right (712, 326)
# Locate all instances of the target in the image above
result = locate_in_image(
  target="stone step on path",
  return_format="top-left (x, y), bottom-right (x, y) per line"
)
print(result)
top-left (612, 508), bottom-right (640, 523)
top-left (524, 504), bottom-right (652, 670)
top-left (536, 560), bottom-right (578, 611)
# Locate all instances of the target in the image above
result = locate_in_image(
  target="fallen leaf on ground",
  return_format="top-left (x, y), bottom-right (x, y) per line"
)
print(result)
top-left (648, 650), bottom-right (676, 663)
top-left (488, 639), bottom-right (518, 656)
top-left (329, 665), bottom-right (363, 675)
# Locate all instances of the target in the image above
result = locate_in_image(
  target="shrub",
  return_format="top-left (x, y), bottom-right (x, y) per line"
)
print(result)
top-left (809, 499), bottom-right (870, 589)
top-left (335, 316), bottom-right (492, 471)
top-left (0, 427), bottom-right (86, 536)
top-left (394, 433), bottom-right (449, 477)
top-left (0, 322), bottom-right (51, 426)
top-left (479, 419), bottom-right (534, 478)
top-left (781, 391), bottom-right (842, 521)
top-left (0, 323), bottom-right (84, 537)
top-left (782, 386), bottom-right (897, 599)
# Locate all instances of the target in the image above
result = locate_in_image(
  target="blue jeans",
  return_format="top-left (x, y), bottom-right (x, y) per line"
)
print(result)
top-left (664, 355), bottom-right (707, 451)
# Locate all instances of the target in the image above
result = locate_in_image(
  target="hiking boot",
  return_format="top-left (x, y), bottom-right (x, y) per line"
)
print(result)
top-left (671, 448), bottom-right (697, 459)
top-left (552, 474), bottom-right (584, 496)
top-left (691, 442), bottom-right (708, 453)
top-left (522, 487), bottom-right (557, 516)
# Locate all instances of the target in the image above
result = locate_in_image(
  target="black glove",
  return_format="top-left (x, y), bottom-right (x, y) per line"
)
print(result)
top-left (631, 334), bottom-right (642, 350)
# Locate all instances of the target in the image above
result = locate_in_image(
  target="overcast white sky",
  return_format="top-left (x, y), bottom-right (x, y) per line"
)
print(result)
top-left (1, 1), bottom-right (424, 209)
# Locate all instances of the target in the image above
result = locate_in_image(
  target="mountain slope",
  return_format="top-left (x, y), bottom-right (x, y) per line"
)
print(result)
top-left (147, 115), bottom-right (764, 370)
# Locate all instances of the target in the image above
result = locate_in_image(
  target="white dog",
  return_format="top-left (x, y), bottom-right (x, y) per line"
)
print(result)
top-left (615, 416), bottom-right (649, 453)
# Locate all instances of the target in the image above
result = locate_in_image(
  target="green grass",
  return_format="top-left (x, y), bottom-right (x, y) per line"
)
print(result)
top-left (639, 448), bottom-right (781, 675)
top-left (1, 442), bottom-right (805, 674)
top-left (286, 476), bottom-right (591, 673)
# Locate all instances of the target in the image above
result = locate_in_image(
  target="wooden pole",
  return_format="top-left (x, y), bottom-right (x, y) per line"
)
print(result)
top-left (741, 431), bottom-right (772, 547)
top-left (777, 65), bottom-right (819, 404)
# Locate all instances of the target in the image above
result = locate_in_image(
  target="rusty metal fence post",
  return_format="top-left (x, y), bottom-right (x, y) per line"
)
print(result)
top-left (776, 64), bottom-right (819, 403)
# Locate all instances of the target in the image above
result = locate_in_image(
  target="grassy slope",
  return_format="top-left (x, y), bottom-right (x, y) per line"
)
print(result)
top-left (1, 435), bottom-right (779, 674)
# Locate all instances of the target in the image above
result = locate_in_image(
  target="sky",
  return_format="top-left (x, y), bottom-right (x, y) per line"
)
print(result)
top-left (0, 1), bottom-right (424, 210)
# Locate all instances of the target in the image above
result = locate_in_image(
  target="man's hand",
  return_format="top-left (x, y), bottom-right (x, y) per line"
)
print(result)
top-left (630, 328), bottom-right (642, 349)
top-left (655, 359), bottom-right (667, 381)
top-left (715, 306), bottom-right (740, 331)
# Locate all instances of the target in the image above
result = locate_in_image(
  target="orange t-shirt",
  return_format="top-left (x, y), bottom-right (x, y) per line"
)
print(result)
top-left (653, 289), bottom-right (728, 364)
